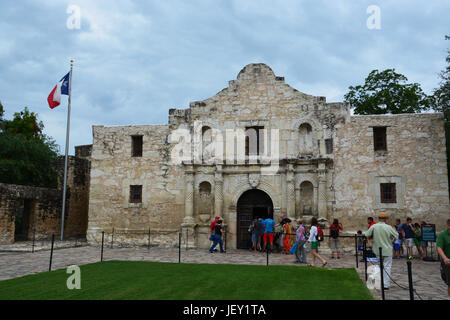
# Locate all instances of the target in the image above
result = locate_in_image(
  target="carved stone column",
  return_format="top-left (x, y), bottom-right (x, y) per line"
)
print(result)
top-left (317, 161), bottom-right (328, 220)
top-left (183, 166), bottom-right (195, 224)
top-left (286, 164), bottom-right (296, 221)
top-left (214, 164), bottom-right (223, 219)
top-left (182, 165), bottom-right (196, 248)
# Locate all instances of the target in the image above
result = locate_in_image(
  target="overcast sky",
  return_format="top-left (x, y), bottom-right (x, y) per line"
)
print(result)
top-left (0, 0), bottom-right (448, 155)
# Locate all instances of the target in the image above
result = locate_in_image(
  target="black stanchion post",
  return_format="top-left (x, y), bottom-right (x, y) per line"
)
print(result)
top-left (32, 228), bottom-right (36, 253)
top-left (178, 232), bottom-right (181, 263)
top-left (379, 247), bottom-right (385, 300)
top-left (266, 247), bottom-right (269, 266)
top-left (111, 228), bottom-right (114, 249)
top-left (354, 234), bottom-right (358, 268)
top-left (407, 259), bottom-right (414, 300)
top-left (224, 227), bottom-right (227, 252)
top-left (101, 231), bottom-right (104, 262)
top-left (363, 241), bottom-right (368, 281)
top-left (49, 234), bottom-right (55, 271)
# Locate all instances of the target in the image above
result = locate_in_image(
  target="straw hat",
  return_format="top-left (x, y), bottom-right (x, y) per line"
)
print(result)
top-left (378, 212), bottom-right (388, 219)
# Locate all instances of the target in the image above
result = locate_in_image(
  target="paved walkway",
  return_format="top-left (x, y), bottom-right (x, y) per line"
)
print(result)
top-left (0, 245), bottom-right (448, 300)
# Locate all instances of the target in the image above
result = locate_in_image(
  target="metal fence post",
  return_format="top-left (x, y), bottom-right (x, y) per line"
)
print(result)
top-left (49, 234), bottom-right (55, 271)
top-left (363, 241), bottom-right (368, 281)
top-left (407, 259), bottom-right (414, 300)
top-left (354, 234), bottom-right (358, 268)
top-left (178, 232), bottom-right (181, 263)
top-left (101, 231), bottom-right (104, 262)
top-left (32, 228), bottom-right (36, 253)
top-left (266, 247), bottom-right (269, 266)
top-left (111, 228), bottom-right (114, 249)
top-left (379, 247), bottom-right (385, 300)
top-left (224, 227), bottom-right (227, 252)
top-left (148, 228), bottom-right (151, 251)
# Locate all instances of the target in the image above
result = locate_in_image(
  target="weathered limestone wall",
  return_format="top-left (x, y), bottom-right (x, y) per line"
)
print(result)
top-left (333, 113), bottom-right (450, 232)
top-left (59, 156), bottom-right (90, 238)
top-left (87, 125), bottom-right (185, 246)
top-left (0, 183), bottom-right (61, 244)
top-left (86, 64), bottom-right (450, 249)
top-left (0, 155), bottom-right (90, 244)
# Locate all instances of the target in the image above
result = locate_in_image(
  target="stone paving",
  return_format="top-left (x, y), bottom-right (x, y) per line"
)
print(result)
top-left (0, 245), bottom-right (448, 300)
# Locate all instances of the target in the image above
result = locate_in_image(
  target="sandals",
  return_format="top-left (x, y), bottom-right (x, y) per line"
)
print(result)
top-left (322, 261), bottom-right (328, 267)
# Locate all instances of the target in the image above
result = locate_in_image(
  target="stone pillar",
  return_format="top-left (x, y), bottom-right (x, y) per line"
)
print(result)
top-left (295, 185), bottom-right (300, 219)
top-left (317, 161), bottom-right (328, 220)
top-left (214, 164), bottom-right (224, 219)
top-left (286, 164), bottom-right (296, 221)
top-left (183, 166), bottom-right (195, 224)
top-left (182, 165), bottom-right (196, 248)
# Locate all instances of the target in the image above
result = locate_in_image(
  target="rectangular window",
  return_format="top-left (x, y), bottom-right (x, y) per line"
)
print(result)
top-left (129, 185), bottom-right (142, 203)
top-left (373, 127), bottom-right (387, 151)
top-left (131, 135), bottom-right (143, 157)
top-left (325, 138), bottom-right (333, 154)
top-left (245, 126), bottom-right (264, 156)
top-left (380, 183), bottom-right (396, 203)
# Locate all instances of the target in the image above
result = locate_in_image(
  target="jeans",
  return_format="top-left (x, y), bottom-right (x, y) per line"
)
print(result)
top-left (209, 234), bottom-right (224, 253)
top-left (295, 239), bottom-right (307, 263)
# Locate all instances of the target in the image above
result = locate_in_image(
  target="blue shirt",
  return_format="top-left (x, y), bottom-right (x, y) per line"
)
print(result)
top-left (262, 219), bottom-right (275, 233)
top-left (402, 224), bottom-right (415, 239)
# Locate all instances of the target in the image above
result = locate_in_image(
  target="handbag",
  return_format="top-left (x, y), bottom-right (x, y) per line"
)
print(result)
top-left (289, 242), bottom-right (298, 255)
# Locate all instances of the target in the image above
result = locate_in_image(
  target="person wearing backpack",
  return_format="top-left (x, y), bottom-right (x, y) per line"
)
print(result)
top-left (329, 219), bottom-right (343, 259)
top-left (308, 217), bottom-right (327, 267)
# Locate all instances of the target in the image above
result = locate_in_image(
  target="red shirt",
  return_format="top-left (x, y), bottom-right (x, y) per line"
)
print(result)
top-left (329, 224), bottom-right (342, 236)
top-left (210, 221), bottom-right (217, 232)
top-left (368, 222), bottom-right (376, 229)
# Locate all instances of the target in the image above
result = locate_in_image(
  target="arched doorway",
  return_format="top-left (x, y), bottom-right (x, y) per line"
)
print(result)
top-left (236, 189), bottom-right (273, 249)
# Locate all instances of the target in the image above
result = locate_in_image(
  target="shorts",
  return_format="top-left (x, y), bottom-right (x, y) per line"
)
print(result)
top-left (393, 243), bottom-right (400, 251)
top-left (405, 238), bottom-right (414, 248)
top-left (421, 241), bottom-right (428, 247)
top-left (329, 238), bottom-right (340, 251)
top-left (263, 233), bottom-right (274, 243)
top-left (441, 259), bottom-right (450, 286)
top-left (310, 241), bottom-right (319, 250)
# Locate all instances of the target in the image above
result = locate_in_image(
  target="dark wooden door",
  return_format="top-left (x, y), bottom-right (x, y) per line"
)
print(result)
top-left (236, 189), bottom-right (273, 249)
top-left (237, 206), bottom-right (253, 249)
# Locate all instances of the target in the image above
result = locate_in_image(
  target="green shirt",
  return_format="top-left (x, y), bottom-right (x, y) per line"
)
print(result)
top-left (436, 229), bottom-right (450, 259)
top-left (364, 222), bottom-right (399, 257)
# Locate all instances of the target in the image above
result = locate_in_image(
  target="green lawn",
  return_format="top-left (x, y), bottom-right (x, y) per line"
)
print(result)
top-left (0, 261), bottom-right (373, 300)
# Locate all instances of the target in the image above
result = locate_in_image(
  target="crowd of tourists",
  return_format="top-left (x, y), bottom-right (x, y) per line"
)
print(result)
top-left (207, 214), bottom-right (450, 296)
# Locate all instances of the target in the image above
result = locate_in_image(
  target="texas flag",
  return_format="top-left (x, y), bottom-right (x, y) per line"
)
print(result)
top-left (47, 72), bottom-right (70, 109)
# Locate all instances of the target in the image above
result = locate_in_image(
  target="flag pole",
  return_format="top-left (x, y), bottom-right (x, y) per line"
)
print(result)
top-left (61, 59), bottom-right (73, 241)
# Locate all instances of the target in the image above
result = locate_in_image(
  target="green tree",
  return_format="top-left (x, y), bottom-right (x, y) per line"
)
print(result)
top-left (0, 101), bottom-right (5, 132)
top-left (431, 35), bottom-right (450, 197)
top-left (344, 69), bottom-right (432, 115)
top-left (432, 35), bottom-right (450, 113)
top-left (0, 105), bottom-right (59, 188)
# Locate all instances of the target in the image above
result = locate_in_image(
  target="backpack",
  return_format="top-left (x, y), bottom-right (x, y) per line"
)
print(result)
top-left (316, 226), bottom-right (324, 241)
top-left (330, 224), bottom-right (339, 239)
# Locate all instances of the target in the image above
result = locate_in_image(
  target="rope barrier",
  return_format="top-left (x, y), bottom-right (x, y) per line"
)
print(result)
top-left (365, 256), bottom-right (424, 300)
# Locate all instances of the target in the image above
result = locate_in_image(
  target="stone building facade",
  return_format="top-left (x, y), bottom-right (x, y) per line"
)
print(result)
top-left (0, 151), bottom-right (90, 244)
top-left (86, 63), bottom-right (449, 249)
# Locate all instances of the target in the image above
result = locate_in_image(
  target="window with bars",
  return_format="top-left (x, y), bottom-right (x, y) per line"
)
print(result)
top-left (129, 185), bottom-right (142, 203)
top-left (380, 183), bottom-right (396, 203)
top-left (131, 135), bottom-right (143, 157)
top-left (325, 138), bottom-right (333, 154)
top-left (373, 127), bottom-right (387, 151)
top-left (245, 126), bottom-right (264, 156)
